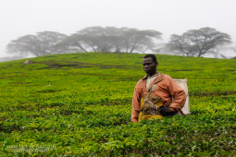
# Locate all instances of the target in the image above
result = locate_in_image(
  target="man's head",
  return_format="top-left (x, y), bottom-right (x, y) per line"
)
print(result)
top-left (143, 54), bottom-right (158, 76)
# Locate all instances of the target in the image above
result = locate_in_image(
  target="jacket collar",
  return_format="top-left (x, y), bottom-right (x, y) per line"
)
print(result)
top-left (141, 72), bottom-right (163, 92)
top-left (142, 72), bottom-right (162, 80)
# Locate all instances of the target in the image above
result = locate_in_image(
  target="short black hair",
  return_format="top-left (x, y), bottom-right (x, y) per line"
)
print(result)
top-left (143, 54), bottom-right (158, 64)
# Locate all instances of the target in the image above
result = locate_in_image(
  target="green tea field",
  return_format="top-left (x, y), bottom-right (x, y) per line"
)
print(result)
top-left (0, 52), bottom-right (236, 156)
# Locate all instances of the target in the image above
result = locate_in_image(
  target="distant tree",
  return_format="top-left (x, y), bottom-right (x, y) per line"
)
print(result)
top-left (7, 27), bottom-right (163, 56)
top-left (167, 27), bottom-right (232, 57)
top-left (74, 26), bottom-right (124, 52)
top-left (7, 31), bottom-right (67, 57)
top-left (121, 28), bottom-right (162, 53)
top-left (56, 34), bottom-right (88, 53)
top-left (66, 26), bottom-right (162, 53)
top-left (167, 34), bottom-right (199, 56)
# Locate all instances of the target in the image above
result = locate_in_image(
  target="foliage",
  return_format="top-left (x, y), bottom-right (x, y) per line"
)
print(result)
top-left (63, 26), bottom-right (162, 53)
top-left (167, 27), bottom-right (232, 57)
top-left (6, 31), bottom-right (67, 57)
top-left (7, 27), bottom-right (162, 56)
top-left (0, 52), bottom-right (235, 156)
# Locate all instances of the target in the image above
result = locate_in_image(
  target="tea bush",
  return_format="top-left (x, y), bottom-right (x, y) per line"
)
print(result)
top-left (0, 52), bottom-right (235, 156)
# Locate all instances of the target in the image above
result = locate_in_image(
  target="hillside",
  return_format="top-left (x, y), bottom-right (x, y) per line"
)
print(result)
top-left (0, 52), bottom-right (236, 156)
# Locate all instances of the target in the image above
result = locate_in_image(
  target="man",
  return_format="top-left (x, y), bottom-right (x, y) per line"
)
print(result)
top-left (131, 54), bottom-right (186, 122)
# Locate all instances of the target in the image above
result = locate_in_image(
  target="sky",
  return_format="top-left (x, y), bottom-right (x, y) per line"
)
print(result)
top-left (1, 0), bottom-right (236, 58)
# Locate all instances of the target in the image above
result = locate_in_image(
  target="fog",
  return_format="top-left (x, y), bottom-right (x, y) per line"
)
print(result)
top-left (1, 0), bottom-right (236, 60)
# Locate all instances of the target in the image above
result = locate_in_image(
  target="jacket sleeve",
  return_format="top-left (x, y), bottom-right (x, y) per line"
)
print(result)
top-left (166, 76), bottom-right (186, 112)
top-left (131, 81), bottom-right (141, 122)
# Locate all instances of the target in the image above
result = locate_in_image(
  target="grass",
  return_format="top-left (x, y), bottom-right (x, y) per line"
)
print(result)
top-left (0, 52), bottom-right (235, 156)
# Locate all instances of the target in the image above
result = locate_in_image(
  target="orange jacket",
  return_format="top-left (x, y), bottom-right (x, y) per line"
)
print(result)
top-left (131, 73), bottom-right (186, 122)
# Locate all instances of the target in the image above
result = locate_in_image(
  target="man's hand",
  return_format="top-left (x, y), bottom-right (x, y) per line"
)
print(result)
top-left (159, 106), bottom-right (175, 117)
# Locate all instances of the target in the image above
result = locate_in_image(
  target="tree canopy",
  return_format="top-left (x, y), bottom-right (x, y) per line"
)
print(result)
top-left (167, 27), bottom-right (232, 57)
top-left (7, 31), bottom-right (67, 57)
top-left (7, 27), bottom-right (162, 56)
top-left (65, 26), bottom-right (162, 53)
top-left (6, 27), bottom-right (233, 58)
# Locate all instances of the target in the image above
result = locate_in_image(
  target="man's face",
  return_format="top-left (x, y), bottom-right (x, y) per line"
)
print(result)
top-left (143, 57), bottom-right (157, 75)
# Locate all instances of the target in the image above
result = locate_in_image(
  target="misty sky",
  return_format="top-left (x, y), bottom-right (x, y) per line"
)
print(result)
top-left (1, 0), bottom-right (236, 58)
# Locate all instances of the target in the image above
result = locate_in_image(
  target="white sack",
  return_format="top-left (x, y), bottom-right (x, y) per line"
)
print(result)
top-left (173, 78), bottom-right (190, 115)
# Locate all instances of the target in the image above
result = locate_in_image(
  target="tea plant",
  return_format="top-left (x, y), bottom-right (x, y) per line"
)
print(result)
top-left (0, 52), bottom-right (235, 156)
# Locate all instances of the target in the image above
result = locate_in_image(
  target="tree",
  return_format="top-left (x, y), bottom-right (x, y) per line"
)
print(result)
top-left (56, 34), bottom-right (88, 53)
top-left (121, 28), bottom-right (162, 53)
top-left (167, 27), bottom-right (232, 57)
top-left (7, 31), bottom-right (67, 57)
top-left (66, 26), bottom-right (162, 53)
top-left (74, 26), bottom-right (124, 52)
top-left (7, 27), bottom-right (163, 56)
